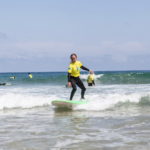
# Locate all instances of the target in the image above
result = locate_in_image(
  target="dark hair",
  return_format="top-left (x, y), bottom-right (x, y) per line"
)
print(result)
top-left (28, 73), bottom-right (30, 74)
top-left (70, 53), bottom-right (77, 59)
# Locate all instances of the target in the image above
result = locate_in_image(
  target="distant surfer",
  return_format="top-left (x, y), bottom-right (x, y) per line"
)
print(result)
top-left (87, 72), bottom-right (95, 86)
top-left (67, 53), bottom-right (93, 100)
top-left (10, 76), bottom-right (15, 79)
top-left (0, 83), bottom-right (7, 86)
top-left (28, 73), bottom-right (32, 78)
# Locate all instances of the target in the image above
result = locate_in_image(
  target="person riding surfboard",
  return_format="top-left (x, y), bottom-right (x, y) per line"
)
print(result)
top-left (67, 53), bottom-right (93, 100)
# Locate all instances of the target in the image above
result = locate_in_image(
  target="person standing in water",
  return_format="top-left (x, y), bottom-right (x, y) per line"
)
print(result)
top-left (0, 83), bottom-right (7, 86)
top-left (67, 53), bottom-right (93, 100)
top-left (87, 72), bottom-right (95, 86)
top-left (10, 76), bottom-right (15, 79)
top-left (28, 73), bottom-right (33, 78)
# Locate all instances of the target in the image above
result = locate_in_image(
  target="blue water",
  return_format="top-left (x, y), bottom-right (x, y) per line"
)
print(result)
top-left (1, 70), bottom-right (150, 86)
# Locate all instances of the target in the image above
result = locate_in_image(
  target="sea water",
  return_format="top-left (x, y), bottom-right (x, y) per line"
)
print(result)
top-left (0, 71), bottom-right (150, 149)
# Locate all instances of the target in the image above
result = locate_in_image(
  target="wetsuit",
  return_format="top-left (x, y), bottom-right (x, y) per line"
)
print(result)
top-left (0, 83), bottom-right (6, 86)
top-left (87, 74), bottom-right (95, 86)
top-left (68, 61), bottom-right (89, 100)
top-left (88, 82), bottom-right (95, 86)
top-left (29, 74), bottom-right (32, 78)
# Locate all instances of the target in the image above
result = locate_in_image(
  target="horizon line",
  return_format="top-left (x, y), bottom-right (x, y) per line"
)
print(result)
top-left (0, 69), bottom-right (150, 73)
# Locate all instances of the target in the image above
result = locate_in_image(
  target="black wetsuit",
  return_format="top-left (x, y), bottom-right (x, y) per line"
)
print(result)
top-left (88, 80), bottom-right (95, 86)
top-left (68, 66), bottom-right (89, 100)
top-left (0, 83), bottom-right (6, 86)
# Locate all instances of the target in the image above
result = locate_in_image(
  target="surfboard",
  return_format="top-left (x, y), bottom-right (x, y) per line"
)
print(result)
top-left (51, 100), bottom-right (88, 108)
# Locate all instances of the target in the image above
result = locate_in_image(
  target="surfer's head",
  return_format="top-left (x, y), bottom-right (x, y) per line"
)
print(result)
top-left (70, 53), bottom-right (77, 63)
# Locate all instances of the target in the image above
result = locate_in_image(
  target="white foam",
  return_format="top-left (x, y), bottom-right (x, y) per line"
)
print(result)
top-left (0, 84), bottom-right (150, 111)
top-left (73, 92), bottom-right (150, 111)
top-left (80, 74), bottom-right (103, 80)
top-left (0, 93), bottom-right (58, 110)
top-left (0, 91), bottom-right (148, 111)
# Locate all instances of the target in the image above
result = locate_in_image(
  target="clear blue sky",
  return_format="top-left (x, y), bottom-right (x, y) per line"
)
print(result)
top-left (0, 0), bottom-right (150, 72)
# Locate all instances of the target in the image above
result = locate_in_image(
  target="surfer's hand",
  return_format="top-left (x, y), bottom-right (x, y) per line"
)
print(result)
top-left (89, 70), bottom-right (93, 74)
top-left (67, 82), bottom-right (71, 87)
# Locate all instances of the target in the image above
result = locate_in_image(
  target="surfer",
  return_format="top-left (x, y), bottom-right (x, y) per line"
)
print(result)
top-left (28, 73), bottom-right (32, 78)
top-left (67, 53), bottom-right (93, 100)
top-left (0, 83), bottom-right (7, 86)
top-left (10, 76), bottom-right (15, 79)
top-left (87, 72), bottom-right (95, 86)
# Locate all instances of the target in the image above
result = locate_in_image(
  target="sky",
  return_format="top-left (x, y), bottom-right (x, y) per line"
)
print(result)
top-left (0, 0), bottom-right (150, 72)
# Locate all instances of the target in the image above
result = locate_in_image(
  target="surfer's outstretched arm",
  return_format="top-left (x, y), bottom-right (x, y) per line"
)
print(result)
top-left (81, 66), bottom-right (93, 74)
top-left (81, 66), bottom-right (89, 71)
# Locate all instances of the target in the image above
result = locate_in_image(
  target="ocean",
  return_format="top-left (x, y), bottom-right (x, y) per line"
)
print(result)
top-left (0, 71), bottom-right (150, 150)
